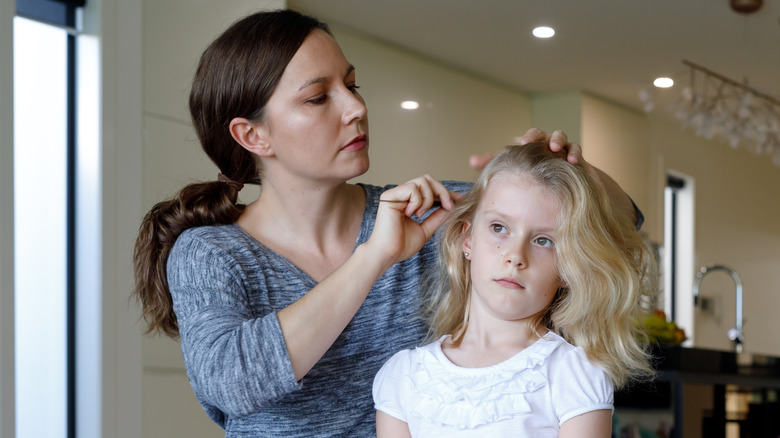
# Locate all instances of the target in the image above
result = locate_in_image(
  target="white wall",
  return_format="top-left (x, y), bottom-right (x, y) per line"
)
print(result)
top-left (86, 0), bottom-right (145, 436)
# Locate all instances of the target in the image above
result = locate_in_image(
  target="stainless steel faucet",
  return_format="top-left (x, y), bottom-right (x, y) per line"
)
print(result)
top-left (692, 265), bottom-right (744, 353)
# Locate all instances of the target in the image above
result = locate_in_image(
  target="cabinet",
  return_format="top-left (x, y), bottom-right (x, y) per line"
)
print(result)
top-left (615, 346), bottom-right (780, 437)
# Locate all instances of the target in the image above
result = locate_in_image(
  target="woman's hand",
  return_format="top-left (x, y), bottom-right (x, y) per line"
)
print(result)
top-left (469, 128), bottom-right (638, 225)
top-left (469, 128), bottom-right (573, 170)
top-left (366, 175), bottom-right (457, 266)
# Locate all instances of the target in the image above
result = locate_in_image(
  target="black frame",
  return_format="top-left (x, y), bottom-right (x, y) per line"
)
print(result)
top-left (15, 0), bottom-right (82, 28)
top-left (666, 175), bottom-right (685, 322)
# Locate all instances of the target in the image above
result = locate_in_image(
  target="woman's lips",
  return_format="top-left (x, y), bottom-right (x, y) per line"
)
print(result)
top-left (341, 134), bottom-right (367, 151)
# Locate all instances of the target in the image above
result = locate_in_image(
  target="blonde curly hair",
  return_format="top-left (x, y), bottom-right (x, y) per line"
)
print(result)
top-left (422, 142), bottom-right (657, 389)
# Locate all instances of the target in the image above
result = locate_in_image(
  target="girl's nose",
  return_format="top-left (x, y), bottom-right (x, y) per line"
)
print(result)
top-left (502, 241), bottom-right (528, 268)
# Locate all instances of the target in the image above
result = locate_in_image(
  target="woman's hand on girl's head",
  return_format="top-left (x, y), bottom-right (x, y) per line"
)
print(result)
top-left (523, 128), bottom-right (637, 225)
top-left (367, 175), bottom-right (457, 266)
top-left (468, 128), bottom-right (577, 171)
top-left (519, 128), bottom-right (583, 164)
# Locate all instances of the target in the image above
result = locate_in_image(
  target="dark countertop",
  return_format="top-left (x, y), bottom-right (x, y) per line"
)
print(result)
top-left (654, 345), bottom-right (780, 388)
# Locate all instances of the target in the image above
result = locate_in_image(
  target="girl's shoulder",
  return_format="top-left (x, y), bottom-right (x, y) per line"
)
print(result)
top-left (539, 332), bottom-right (609, 381)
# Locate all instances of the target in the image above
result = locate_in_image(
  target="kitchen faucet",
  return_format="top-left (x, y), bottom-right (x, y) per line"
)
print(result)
top-left (692, 265), bottom-right (744, 353)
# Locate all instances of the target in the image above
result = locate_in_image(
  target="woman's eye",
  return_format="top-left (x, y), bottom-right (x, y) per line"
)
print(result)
top-left (307, 94), bottom-right (328, 105)
top-left (535, 237), bottom-right (554, 248)
top-left (347, 84), bottom-right (361, 93)
top-left (490, 224), bottom-right (507, 234)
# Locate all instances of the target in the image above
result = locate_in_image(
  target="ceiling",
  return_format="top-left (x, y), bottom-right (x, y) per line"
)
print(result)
top-left (289, 0), bottom-right (780, 114)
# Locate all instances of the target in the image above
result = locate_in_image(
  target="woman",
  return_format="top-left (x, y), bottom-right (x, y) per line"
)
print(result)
top-left (133, 9), bottom-right (638, 437)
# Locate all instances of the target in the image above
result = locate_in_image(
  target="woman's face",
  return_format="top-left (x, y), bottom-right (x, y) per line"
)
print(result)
top-left (258, 29), bottom-right (370, 186)
top-left (463, 171), bottom-right (563, 325)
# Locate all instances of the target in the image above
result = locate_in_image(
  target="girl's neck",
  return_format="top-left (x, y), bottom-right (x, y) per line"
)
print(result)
top-left (442, 320), bottom-right (543, 368)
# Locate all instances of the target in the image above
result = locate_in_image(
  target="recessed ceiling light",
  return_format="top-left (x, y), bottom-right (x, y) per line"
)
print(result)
top-left (532, 26), bottom-right (555, 38)
top-left (654, 77), bottom-right (674, 88)
top-left (401, 101), bottom-right (419, 110)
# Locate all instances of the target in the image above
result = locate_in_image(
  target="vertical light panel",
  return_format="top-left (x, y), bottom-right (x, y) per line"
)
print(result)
top-left (13, 16), bottom-right (68, 438)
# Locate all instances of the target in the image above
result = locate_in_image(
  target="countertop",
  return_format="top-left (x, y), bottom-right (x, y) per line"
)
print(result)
top-left (654, 345), bottom-right (780, 388)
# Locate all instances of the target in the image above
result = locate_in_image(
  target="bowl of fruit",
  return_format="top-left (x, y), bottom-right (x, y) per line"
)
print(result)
top-left (639, 309), bottom-right (687, 346)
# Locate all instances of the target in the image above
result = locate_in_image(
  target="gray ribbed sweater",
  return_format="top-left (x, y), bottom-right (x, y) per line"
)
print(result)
top-left (167, 182), bottom-right (471, 437)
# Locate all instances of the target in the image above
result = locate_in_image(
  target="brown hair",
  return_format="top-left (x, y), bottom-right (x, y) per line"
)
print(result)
top-left (132, 9), bottom-right (331, 338)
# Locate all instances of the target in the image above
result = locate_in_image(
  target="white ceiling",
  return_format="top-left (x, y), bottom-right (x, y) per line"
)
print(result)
top-left (289, 0), bottom-right (780, 113)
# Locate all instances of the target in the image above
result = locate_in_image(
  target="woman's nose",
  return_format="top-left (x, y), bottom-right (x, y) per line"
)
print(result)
top-left (342, 89), bottom-right (367, 125)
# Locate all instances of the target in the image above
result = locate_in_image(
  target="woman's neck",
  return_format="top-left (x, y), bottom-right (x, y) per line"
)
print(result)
top-left (236, 180), bottom-right (366, 281)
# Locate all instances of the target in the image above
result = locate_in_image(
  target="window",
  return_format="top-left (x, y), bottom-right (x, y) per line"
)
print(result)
top-left (13, 1), bottom-right (84, 437)
top-left (663, 172), bottom-right (695, 345)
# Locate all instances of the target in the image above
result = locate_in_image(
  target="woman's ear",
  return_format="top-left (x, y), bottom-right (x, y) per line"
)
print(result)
top-left (229, 117), bottom-right (274, 157)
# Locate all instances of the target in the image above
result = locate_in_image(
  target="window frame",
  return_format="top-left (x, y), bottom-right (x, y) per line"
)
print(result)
top-left (14, 1), bottom-right (84, 436)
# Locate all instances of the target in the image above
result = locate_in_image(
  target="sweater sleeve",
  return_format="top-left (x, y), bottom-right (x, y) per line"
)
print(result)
top-left (168, 230), bottom-right (301, 421)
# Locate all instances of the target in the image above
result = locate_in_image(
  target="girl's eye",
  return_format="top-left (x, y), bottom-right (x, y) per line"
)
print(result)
top-left (490, 224), bottom-right (507, 234)
top-left (347, 84), bottom-right (361, 93)
top-left (535, 237), bottom-right (555, 248)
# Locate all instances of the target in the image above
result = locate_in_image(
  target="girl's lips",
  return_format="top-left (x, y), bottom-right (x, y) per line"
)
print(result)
top-left (341, 134), bottom-right (367, 151)
top-left (494, 278), bottom-right (524, 289)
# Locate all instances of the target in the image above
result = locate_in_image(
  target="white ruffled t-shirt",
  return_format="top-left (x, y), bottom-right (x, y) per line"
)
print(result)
top-left (372, 331), bottom-right (613, 437)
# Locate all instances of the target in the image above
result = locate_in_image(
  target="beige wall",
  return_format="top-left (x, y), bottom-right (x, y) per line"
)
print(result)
top-left (139, 3), bottom-right (532, 437)
top-left (141, 1), bottom-right (285, 437)
top-left (647, 117), bottom-right (780, 355)
top-left (134, 2), bottom-right (778, 436)
top-left (531, 90), bottom-right (780, 356)
top-left (333, 27), bottom-right (533, 185)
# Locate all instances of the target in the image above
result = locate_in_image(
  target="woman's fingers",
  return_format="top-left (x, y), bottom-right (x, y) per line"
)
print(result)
top-left (518, 127), bottom-right (547, 144)
top-left (547, 130), bottom-right (569, 152)
top-left (374, 175), bottom-right (458, 262)
top-left (521, 128), bottom-right (582, 165)
top-left (563, 141), bottom-right (583, 165)
top-left (381, 175), bottom-right (454, 218)
top-left (469, 153), bottom-right (495, 171)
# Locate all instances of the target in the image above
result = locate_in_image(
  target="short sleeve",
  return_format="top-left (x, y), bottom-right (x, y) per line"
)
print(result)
top-left (548, 346), bottom-right (614, 425)
top-left (372, 349), bottom-right (413, 422)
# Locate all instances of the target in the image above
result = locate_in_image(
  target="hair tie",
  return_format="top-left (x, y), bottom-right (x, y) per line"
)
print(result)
top-left (217, 173), bottom-right (244, 192)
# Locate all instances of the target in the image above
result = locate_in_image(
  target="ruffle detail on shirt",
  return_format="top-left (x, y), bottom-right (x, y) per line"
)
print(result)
top-left (408, 336), bottom-right (560, 429)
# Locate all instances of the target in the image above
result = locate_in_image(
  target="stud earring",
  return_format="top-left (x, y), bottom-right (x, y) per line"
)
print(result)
top-left (464, 252), bottom-right (470, 259)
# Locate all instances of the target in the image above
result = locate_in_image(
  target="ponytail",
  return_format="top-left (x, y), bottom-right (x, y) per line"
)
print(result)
top-left (132, 180), bottom-right (245, 337)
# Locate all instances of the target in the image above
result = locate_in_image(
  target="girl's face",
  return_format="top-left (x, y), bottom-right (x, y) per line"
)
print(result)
top-left (463, 171), bottom-right (563, 325)
top-left (258, 29), bottom-right (370, 186)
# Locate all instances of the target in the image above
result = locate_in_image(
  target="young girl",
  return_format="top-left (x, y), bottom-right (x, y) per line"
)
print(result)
top-left (373, 142), bottom-right (657, 437)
